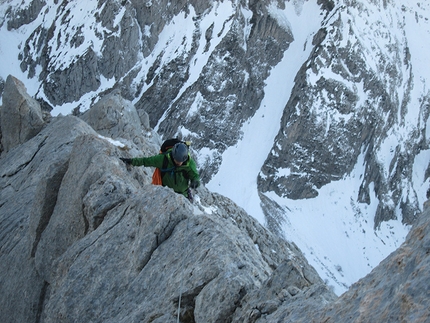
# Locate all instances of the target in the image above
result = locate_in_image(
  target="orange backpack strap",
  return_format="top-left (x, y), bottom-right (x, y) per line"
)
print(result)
top-left (151, 150), bottom-right (171, 185)
top-left (151, 149), bottom-right (164, 185)
top-left (152, 167), bottom-right (163, 185)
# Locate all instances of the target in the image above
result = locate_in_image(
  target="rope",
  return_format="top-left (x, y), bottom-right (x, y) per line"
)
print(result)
top-left (177, 284), bottom-right (183, 323)
top-left (177, 216), bottom-right (191, 323)
top-left (177, 13), bottom-right (189, 316)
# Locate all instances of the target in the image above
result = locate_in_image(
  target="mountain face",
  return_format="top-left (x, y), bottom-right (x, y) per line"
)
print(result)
top-left (1, 75), bottom-right (429, 323)
top-left (258, 0), bottom-right (430, 228)
top-left (1, 0), bottom-right (430, 293)
top-left (7, 0), bottom-right (298, 173)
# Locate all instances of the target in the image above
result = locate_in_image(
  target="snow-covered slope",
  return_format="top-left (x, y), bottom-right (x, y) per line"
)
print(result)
top-left (1, 0), bottom-right (429, 295)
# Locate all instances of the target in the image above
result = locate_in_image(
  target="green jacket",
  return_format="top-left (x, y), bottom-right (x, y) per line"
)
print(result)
top-left (131, 150), bottom-right (200, 197)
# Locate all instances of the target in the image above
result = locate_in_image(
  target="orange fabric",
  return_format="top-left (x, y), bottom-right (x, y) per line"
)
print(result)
top-left (152, 168), bottom-right (163, 185)
top-left (152, 149), bottom-right (164, 185)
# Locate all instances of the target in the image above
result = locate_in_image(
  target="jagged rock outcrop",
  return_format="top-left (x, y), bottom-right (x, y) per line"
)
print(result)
top-left (0, 75), bottom-right (46, 154)
top-left (80, 89), bottom-right (160, 154)
top-left (0, 114), bottom-right (97, 323)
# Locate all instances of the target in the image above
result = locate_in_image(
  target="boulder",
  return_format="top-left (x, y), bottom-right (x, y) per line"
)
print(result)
top-left (34, 133), bottom-right (143, 283)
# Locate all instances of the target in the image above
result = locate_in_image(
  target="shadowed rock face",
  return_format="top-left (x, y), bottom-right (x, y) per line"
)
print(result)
top-left (1, 77), bottom-right (429, 323)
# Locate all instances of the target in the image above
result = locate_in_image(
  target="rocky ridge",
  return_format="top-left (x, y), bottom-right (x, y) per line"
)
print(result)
top-left (1, 76), bottom-right (429, 323)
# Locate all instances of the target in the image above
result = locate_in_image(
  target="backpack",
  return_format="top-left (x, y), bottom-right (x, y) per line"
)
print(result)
top-left (151, 138), bottom-right (190, 185)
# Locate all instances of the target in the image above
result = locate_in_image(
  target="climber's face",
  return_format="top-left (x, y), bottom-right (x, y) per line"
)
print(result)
top-left (174, 159), bottom-right (183, 166)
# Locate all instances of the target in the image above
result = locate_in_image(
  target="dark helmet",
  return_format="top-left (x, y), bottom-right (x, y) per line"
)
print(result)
top-left (172, 143), bottom-right (189, 163)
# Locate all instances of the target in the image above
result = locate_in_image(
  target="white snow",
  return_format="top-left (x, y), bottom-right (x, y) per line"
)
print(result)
top-left (413, 148), bottom-right (430, 207)
top-left (264, 154), bottom-right (410, 293)
top-left (97, 134), bottom-right (126, 149)
top-left (240, 6), bottom-right (253, 51)
top-left (154, 1), bottom-right (236, 131)
top-left (0, 0), bottom-right (51, 98)
top-left (267, 2), bottom-right (292, 33)
top-left (187, 92), bottom-right (201, 118)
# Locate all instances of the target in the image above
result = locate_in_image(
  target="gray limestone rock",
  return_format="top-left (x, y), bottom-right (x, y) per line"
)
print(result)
top-left (0, 75), bottom-right (45, 154)
top-left (6, 0), bottom-right (45, 30)
top-left (78, 95), bottom-right (161, 166)
top-left (0, 115), bottom-right (97, 323)
top-left (44, 48), bottom-right (101, 105)
top-left (41, 188), bottom-right (190, 323)
top-left (231, 257), bottom-right (337, 323)
top-left (34, 133), bottom-right (139, 283)
top-left (80, 90), bottom-right (158, 153)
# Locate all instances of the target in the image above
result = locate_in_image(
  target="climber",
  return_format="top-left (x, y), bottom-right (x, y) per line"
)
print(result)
top-left (120, 141), bottom-right (200, 202)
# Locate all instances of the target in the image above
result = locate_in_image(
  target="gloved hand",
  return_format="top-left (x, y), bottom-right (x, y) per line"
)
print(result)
top-left (190, 180), bottom-right (200, 189)
top-left (120, 157), bottom-right (132, 165)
